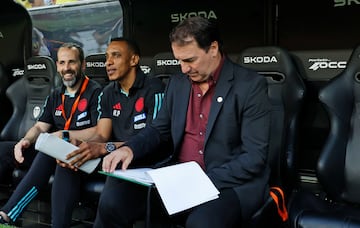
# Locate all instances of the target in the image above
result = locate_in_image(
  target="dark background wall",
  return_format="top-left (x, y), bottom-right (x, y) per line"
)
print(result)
top-left (127, 0), bottom-right (360, 174)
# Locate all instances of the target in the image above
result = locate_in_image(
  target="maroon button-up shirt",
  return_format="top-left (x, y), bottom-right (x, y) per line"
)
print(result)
top-left (178, 56), bottom-right (225, 170)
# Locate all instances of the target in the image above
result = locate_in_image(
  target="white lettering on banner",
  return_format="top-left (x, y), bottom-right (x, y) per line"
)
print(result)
top-left (27, 64), bottom-right (46, 70)
top-left (243, 56), bottom-right (278, 64)
top-left (308, 58), bottom-right (347, 71)
top-left (156, 59), bottom-right (180, 66)
top-left (171, 10), bottom-right (217, 23)
top-left (140, 65), bottom-right (151, 74)
top-left (334, 0), bottom-right (360, 7)
top-left (86, 62), bottom-right (105, 68)
top-left (12, 69), bottom-right (24, 77)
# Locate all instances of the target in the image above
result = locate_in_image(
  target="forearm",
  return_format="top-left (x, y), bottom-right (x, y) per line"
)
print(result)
top-left (54, 126), bottom-right (103, 142)
top-left (70, 127), bottom-right (101, 142)
top-left (22, 125), bottom-right (44, 144)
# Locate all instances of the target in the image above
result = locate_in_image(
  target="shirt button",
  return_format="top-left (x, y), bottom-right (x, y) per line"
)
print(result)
top-left (199, 132), bottom-right (203, 136)
top-left (199, 114), bottom-right (203, 118)
top-left (197, 93), bottom-right (201, 98)
top-left (199, 150), bottom-right (203, 155)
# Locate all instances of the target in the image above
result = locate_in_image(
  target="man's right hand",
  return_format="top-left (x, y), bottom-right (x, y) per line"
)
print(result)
top-left (14, 138), bottom-right (31, 163)
top-left (102, 146), bottom-right (134, 173)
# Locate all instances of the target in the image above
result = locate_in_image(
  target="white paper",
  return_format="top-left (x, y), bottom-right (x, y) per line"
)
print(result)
top-left (112, 168), bottom-right (154, 185)
top-left (147, 161), bottom-right (219, 215)
top-left (35, 132), bottom-right (101, 174)
top-left (101, 161), bottom-right (219, 215)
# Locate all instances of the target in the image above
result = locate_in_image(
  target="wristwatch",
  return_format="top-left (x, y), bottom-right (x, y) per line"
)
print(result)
top-left (105, 142), bottom-right (117, 153)
top-left (62, 130), bottom-right (70, 142)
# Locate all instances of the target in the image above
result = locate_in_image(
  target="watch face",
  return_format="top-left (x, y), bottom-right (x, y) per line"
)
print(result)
top-left (105, 142), bottom-right (116, 153)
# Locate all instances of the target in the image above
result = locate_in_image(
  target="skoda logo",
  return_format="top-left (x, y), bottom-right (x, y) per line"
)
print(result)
top-left (33, 106), bottom-right (41, 118)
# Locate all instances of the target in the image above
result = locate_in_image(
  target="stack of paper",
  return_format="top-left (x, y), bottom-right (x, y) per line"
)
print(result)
top-left (100, 161), bottom-right (219, 215)
top-left (35, 132), bottom-right (101, 174)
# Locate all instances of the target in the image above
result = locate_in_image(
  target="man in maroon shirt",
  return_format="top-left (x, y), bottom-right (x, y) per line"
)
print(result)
top-left (95, 16), bottom-right (271, 228)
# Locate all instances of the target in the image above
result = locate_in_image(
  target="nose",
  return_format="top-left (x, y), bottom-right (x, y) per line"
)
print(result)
top-left (64, 62), bottom-right (71, 70)
top-left (180, 62), bottom-right (190, 74)
top-left (105, 56), bottom-right (113, 67)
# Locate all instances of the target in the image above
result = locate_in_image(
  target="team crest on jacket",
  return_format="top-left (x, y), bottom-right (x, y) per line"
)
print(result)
top-left (135, 97), bottom-right (144, 112)
top-left (112, 102), bottom-right (121, 117)
top-left (78, 98), bottom-right (88, 112)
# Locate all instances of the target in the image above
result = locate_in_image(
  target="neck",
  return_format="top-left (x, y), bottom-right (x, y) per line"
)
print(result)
top-left (66, 76), bottom-right (84, 94)
top-left (118, 71), bottom-right (136, 94)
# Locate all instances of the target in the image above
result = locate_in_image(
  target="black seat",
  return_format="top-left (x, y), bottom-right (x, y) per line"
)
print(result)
top-left (85, 53), bottom-right (109, 87)
top-left (288, 45), bottom-right (360, 227)
top-left (237, 46), bottom-right (306, 227)
top-left (0, 0), bottom-right (32, 74)
top-left (0, 55), bottom-right (57, 190)
top-left (0, 56), bottom-right (57, 141)
top-left (149, 52), bottom-right (181, 85)
top-left (0, 0), bottom-right (33, 132)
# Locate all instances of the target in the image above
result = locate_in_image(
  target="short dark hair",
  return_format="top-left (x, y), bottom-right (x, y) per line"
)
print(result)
top-left (169, 16), bottom-right (223, 53)
top-left (110, 37), bottom-right (141, 57)
top-left (59, 42), bottom-right (84, 63)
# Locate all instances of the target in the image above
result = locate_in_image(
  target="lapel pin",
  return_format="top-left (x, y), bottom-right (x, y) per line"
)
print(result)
top-left (217, 97), bottom-right (223, 103)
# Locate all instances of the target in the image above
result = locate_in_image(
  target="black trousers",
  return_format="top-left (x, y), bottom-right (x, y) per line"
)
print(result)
top-left (0, 141), bottom-right (37, 183)
top-left (94, 175), bottom-right (242, 228)
top-left (1, 152), bottom-right (86, 227)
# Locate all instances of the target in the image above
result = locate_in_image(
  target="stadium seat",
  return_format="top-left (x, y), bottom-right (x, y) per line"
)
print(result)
top-left (149, 52), bottom-right (181, 85)
top-left (0, 0), bottom-right (32, 75)
top-left (288, 45), bottom-right (360, 227)
top-left (0, 0), bottom-right (33, 132)
top-left (85, 53), bottom-right (109, 87)
top-left (0, 56), bottom-right (57, 141)
top-left (237, 46), bottom-right (306, 227)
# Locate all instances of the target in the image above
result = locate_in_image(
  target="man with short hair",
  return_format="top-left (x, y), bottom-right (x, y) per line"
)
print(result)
top-left (0, 42), bottom-right (102, 226)
top-left (95, 16), bottom-right (271, 228)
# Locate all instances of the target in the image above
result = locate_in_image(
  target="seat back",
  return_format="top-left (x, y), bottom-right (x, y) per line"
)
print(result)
top-left (0, 0), bottom-right (32, 76)
top-left (317, 45), bottom-right (360, 203)
top-left (238, 46), bottom-right (306, 191)
top-left (237, 47), bottom-right (305, 227)
top-left (85, 53), bottom-right (108, 87)
top-left (0, 0), bottom-right (33, 132)
top-left (149, 52), bottom-right (181, 85)
top-left (0, 56), bottom-right (57, 141)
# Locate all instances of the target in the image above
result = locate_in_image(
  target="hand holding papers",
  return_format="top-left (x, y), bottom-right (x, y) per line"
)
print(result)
top-left (100, 161), bottom-right (220, 215)
top-left (35, 133), bottom-right (101, 174)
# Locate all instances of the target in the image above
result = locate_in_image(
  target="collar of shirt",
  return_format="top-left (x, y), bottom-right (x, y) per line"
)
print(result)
top-left (211, 54), bottom-right (225, 84)
top-left (61, 75), bottom-right (86, 97)
top-left (114, 69), bottom-right (146, 96)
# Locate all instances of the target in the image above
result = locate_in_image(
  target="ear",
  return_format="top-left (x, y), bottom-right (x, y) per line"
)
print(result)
top-left (130, 54), bottom-right (140, 67)
top-left (210, 41), bottom-right (219, 56)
